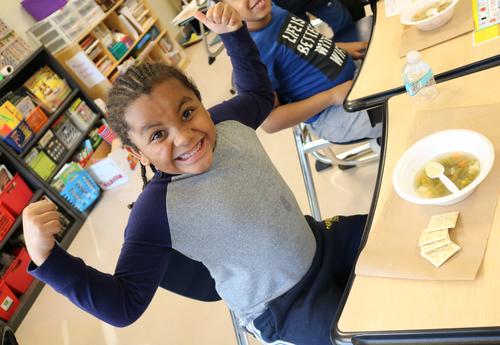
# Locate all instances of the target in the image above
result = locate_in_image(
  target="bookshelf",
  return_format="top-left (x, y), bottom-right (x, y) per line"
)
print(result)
top-left (53, 0), bottom-right (189, 101)
top-left (0, 47), bottom-right (104, 330)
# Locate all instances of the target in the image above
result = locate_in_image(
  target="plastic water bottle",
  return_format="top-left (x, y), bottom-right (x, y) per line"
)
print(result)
top-left (402, 51), bottom-right (438, 106)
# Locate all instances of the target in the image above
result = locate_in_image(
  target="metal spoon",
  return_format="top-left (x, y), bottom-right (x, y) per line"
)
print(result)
top-left (425, 161), bottom-right (460, 194)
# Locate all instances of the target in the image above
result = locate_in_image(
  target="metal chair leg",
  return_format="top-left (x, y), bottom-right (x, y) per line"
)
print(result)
top-left (229, 310), bottom-right (249, 345)
top-left (293, 126), bottom-right (322, 221)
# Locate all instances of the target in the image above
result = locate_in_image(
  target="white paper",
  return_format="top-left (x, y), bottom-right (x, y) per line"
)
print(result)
top-left (385, 0), bottom-right (413, 17)
top-left (87, 157), bottom-right (128, 190)
top-left (65, 52), bottom-right (106, 89)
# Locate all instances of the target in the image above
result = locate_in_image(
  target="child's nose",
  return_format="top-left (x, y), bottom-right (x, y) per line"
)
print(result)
top-left (173, 127), bottom-right (193, 147)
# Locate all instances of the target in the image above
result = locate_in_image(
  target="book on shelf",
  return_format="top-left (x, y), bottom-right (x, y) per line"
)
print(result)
top-left (0, 165), bottom-right (13, 193)
top-left (51, 115), bottom-right (82, 150)
top-left (23, 66), bottom-right (72, 113)
top-left (88, 46), bottom-right (103, 60)
top-left (0, 101), bottom-right (23, 136)
top-left (14, 96), bottom-right (36, 118)
top-left (119, 6), bottom-right (144, 33)
top-left (24, 148), bottom-right (56, 181)
top-left (135, 32), bottom-right (152, 51)
top-left (67, 98), bottom-right (97, 131)
top-left (80, 35), bottom-right (96, 50)
top-left (136, 41), bottom-right (155, 62)
top-left (51, 162), bottom-right (83, 192)
top-left (72, 139), bottom-right (94, 167)
top-left (92, 25), bottom-right (114, 48)
top-left (84, 39), bottom-right (101, 55)
top-left (118, 14), bottom-right (139, 39)
top-left (37, 129), bottom-right (68, 164)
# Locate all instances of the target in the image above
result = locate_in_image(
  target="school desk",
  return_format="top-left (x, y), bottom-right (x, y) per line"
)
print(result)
top-left (344, 0), bottom-right (500, 112)
top-left (332, 65), bottom-right (500, 344)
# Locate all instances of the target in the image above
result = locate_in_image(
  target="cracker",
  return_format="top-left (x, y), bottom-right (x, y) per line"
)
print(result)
top-left (418, 228), bottom-right (449, 246)
top-left (420, 238), bottom-right (452, 253)
top-left (421, 242), bottom-right (461, 268)
top-left (426, 211), bottom-right (459, 231)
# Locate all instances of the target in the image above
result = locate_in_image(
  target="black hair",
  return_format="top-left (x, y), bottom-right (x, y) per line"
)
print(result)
top-left (107, 62), bottom-right (202, 150)
top-left (107, 63), bottom-right (202, 206)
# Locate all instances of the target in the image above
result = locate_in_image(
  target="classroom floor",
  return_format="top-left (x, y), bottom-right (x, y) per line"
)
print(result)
top-left (15, 37), bottom-right (378, 345)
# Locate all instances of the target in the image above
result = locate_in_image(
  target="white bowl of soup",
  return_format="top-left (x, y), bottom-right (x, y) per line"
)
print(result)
top-left (393, 129), bottom-right (494, 206)
top-left (400, 0), bottom-right (459, 31)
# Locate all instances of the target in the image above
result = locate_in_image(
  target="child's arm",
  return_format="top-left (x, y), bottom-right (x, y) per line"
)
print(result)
top-left (195, 4), bottom-right (275, 129)
top-left (336, 41), bottom-right (368, 60)
top-left (260, 80), bottom-right (353, 133)
top-left (23, 189), bottom-right (176, 327)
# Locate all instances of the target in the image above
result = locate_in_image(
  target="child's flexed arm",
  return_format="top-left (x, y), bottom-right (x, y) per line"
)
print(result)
top-left (196, 3), bottom-right (275, 129)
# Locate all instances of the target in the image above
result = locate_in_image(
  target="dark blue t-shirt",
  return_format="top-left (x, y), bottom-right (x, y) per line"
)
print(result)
top-left (250, 5), bottom-right (355, 122)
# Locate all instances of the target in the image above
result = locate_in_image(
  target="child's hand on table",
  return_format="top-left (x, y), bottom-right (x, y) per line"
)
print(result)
top-left (23, 199), bottom-right (61, 267)
top-left (329, 80), bottom-right (353, 105)
top-left (337, 41), bottom-right (368, 60)
top-left (194, 2), bottom-right (243, 34)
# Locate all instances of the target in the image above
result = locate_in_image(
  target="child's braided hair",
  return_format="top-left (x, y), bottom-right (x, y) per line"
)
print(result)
top-left (106, 63), bottom-right (202, 207)
top-left (107, 62), bottom-right (202, 149)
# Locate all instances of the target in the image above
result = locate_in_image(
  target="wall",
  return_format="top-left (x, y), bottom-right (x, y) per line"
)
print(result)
top-left (147, 0), bottom-right (181, 36)
top-left (2, 0), bottom-right (38, 44)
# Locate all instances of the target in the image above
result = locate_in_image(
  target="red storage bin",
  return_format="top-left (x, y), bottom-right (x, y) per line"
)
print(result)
top-left (0, 205), bottom-right (15, 242)
top-left (3, 248), bottom-right (34, 295)
top-left (0, 174), bottom-right (33, 216)
top-left (0, 280), bottom-right (19, 321)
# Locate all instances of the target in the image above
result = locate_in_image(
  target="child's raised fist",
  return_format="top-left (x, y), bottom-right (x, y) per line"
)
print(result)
top-left (194, 3), bottom-right (242, 34)
top-left (23, 199), bottom-right (61, 266)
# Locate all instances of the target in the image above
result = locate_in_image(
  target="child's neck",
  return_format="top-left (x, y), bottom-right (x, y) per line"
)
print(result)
top-left (246, 13), bottom-right (273, 31)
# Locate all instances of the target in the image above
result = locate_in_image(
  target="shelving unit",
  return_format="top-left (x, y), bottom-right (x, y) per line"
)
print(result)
top-left (51, 0), bottom-right (189, 101)
top-left (0, 47), bottom-right (103, 330)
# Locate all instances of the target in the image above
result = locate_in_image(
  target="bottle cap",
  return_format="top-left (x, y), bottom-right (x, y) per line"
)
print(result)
top-left (406, 51), bottom-right (421, 64)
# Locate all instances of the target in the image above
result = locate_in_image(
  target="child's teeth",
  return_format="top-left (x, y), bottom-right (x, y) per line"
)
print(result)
top-left (179, 141), bottom-right (201, 160)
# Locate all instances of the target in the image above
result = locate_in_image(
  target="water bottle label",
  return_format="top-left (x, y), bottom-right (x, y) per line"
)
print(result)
top-left (405, 69), bottom-right (434, 96)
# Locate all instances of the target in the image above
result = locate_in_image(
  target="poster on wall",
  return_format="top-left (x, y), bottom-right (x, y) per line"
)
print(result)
top-left (65, 52), bottom-right (106, 89)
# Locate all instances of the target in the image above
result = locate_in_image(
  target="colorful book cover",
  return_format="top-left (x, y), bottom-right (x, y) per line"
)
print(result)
top-left (0, 101), bottom-right (23, 136)
top-left (23, 66), bottom-right (71, 113)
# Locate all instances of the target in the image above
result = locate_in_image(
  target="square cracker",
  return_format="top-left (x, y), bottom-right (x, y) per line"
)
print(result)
top-left (420, 238), bottom-right (452, 253)
top-left (421, 242), bottom-right (461, 268)
top-left (419, 228), bottom-right (449, 246)
top-left (427, 211), bottom-right (459, 231)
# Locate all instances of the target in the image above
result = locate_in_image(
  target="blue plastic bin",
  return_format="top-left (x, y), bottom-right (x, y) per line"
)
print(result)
top-left (61, 170), bottom-right (100, 212)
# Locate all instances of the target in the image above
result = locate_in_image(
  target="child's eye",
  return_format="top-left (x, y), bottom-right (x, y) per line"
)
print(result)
top-left (182, 109), bottom-right (194, 120)
top-left (150, 130), bottom-right (165, 142)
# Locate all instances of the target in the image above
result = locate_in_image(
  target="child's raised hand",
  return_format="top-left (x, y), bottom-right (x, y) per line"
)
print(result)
top-left (193, 3), bottom-right (242, 34)
top-left (23, 199), bottom-right (61, 266)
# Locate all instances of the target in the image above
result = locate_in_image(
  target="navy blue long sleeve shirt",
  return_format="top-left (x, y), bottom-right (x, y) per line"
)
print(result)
top-left (29, 25), bottom-right (316, 326)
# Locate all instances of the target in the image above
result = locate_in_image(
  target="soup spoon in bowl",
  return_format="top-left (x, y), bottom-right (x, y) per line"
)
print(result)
top-left (425, 161), bottom-right (460, 194)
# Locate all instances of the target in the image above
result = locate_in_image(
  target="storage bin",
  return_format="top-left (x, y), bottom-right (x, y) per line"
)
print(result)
top-left (0, 280), bottom-right (19, 321)
top-left (3, 248), bottom-right (34, 295)
top-left (25, 106), bottom-right (48, 134)
top-left (0, 174), bottom-right (33, 217)
top-left (0, 205), bottom-right (15, 243)
top-left (21, 0), bottom-right (68, 21)
top-left (61, 170), bottom-right (100, 212)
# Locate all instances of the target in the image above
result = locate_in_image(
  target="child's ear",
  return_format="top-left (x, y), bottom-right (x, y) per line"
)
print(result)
top-left (124, 145), bottom-right (151, 167)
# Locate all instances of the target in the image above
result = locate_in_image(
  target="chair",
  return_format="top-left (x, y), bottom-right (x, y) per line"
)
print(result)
top-left (293, 124), bottom-right (379, 221)
top-left (229, 310), bottom-right (250, 345)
